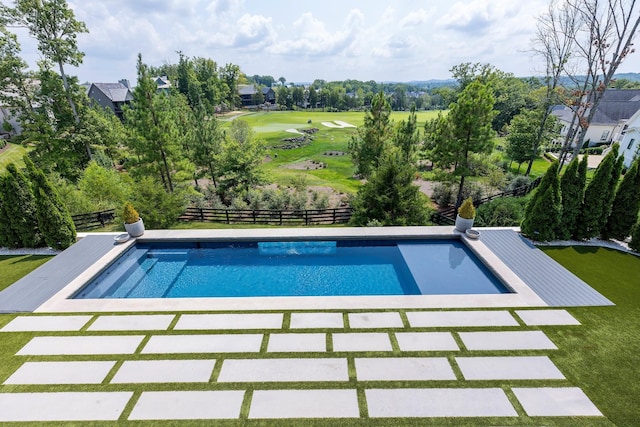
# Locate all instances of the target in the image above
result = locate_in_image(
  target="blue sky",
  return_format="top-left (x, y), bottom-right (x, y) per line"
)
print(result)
top-left (6, 0), bottom-right (640, 85)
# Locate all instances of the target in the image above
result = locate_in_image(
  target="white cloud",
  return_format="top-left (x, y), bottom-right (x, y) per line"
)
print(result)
top-left (400, 8), bottom-right (431, 28)
top-left (232, 14), bottom-right (276, 48)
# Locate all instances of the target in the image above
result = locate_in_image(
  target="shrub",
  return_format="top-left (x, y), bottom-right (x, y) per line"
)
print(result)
top-left (313, 193), bottom-right (330, 210)
top-left (2, 164), bottom-right (41, 248)
top-left (475, 197), bottom-right (528, 227)
top-left (431, 183), bottom-right (454, 206)
top-left (130, 177), bottom-right (187, 228)
top-left (122, 203), bottom-right (140, 224)
top-left (506, 175), bottom-right (532, 191)
top-left (457, 197), bottom-right (476, 219)
top-left (290, 190), bottom-right (308, 211)
top-left (460, 182), bottom-right (484, 203)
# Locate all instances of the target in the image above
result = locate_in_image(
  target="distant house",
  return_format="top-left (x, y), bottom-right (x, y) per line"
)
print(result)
top-left (619, 108), bottom-right (640, 168)
top-left (86, 80), bottom-right (134, 120)
top-left (238, 85), bottom-right (275, 106)
top-left (552, 89), bottom-right (640, 147)
top-left (154, 76), bottom-right (172, 93)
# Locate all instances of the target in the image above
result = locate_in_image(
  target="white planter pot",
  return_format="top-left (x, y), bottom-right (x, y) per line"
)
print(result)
top-left (124, 218), bottom-right (145, 237)
top-left (455, 214), bottom-right (474, 232)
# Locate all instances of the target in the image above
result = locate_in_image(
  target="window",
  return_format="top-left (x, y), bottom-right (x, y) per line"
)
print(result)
top-left (628, 138), bottom-right (636, 150)
top-left (600, 130), bottom-right (610, 141)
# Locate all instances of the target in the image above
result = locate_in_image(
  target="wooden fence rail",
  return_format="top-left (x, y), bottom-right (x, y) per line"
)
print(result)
top-left (178, 207), bottom-right (353, 226)
top-left (71, 209), bottom-right (116, 231)
top-left (430, 177), bottom-right (542, 225)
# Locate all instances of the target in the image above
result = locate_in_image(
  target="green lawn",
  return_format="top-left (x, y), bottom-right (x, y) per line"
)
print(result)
top-left (540, 246), bottom-right (640, 426)
top-left (0, 142), bottom-right (29, 172)
top-left (0, 255), bottom-right (52, 292)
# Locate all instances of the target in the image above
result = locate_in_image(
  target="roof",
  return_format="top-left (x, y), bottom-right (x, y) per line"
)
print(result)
top-left (238, 85), bottom-right (257, 96)
top-left (262, 87), bottom-right (274, 95)
top-left (91, 83), bottom-right (133, 102)
top-left (551, 89), bottom-right (640, 125)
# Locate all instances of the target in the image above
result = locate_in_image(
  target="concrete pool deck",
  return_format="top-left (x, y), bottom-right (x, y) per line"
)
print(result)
top-left (0, 226), bottom-right (612, 313)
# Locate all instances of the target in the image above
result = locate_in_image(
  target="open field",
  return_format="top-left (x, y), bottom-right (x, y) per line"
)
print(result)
top-left (0, 142), bottom-right (29, 172)
top-left (228, 111), bottom-right (442, 195)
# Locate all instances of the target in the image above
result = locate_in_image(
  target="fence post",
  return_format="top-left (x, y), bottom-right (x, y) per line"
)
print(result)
top-left (199, 208), bottom-right (204, 222)
top-left (333, 209), bottom-right (337, 224)
top-left (253, 210), bottom-right (257, 224)
top-left (279, 210), bottom-right (283, 226)
top-left (226, 210), bottom-right (230, 224)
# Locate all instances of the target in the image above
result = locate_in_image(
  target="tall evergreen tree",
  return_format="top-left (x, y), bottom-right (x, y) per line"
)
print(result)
top-left (602, 158), bottom-right (640, 240)
top-left (427, 79), bottom-right (496, 207)
top-left (350, 146), bottom-right (430, 226)
top-left (521, 160), bottom-right (561, 241)
top-left (558, 156), bottom-right (587, 240)
top-left (630, 220), bottom-right (640, 252)
top-left (2, 163), bottom-right (40, 247)
top-left (24, 156), bottom-right (75, 249)
top-left (349, 92), bottom-right (392, 178)
top-left (0, 178), bottom-right (19, 248)
top-left (575, 146), bottom-right (621, 240)
top-left (393, 105), bottom-right (419, 163)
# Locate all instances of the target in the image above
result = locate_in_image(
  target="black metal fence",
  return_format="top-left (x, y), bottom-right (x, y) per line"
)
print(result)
top-left (430, 177), bottom-right (542, 225)
top-left (178, 207), bottom-right (353, 226)
top-left (71, 209), bottom-right (116, 231)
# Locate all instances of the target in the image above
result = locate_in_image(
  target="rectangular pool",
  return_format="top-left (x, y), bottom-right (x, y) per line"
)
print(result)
top-left (73, 239), bottom-right (511, 299)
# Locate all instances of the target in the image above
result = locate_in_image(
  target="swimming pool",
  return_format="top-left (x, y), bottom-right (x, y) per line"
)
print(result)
top-left (73, 239), bottom-right (511, 299)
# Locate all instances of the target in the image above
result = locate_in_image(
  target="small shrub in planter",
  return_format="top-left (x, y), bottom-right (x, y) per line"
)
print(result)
top-left (455, 197), bottom-right (476, 232)
top-left (123, 202), bottom-right (144, 237)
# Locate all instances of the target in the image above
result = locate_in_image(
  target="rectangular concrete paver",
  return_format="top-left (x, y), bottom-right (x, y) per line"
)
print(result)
top-left (515, 309), bottom-right (581, 326)
top-left (290, 312), bottom-right (344, 329)
top-left (0, 392), bottom-right (133, 421)
top-left (129, 391), bottom-right (244, 420)
top-left (332, 333), bottom-right (392, 352)
top-left (111, 360), bottom-right (216, 383)
top-left (457, 356), bottom-right (565, 380)
top-left (249, 389), bottom-right (359, 419)
top-left (512, 387), bottom-right (603, 416)
top-left (4, 361), bottom-right (116, 385)
top-left (174, 313), bottom-right (283, 330)
top-left (395, 332), bottom-right (459, 351)
top-left (141, 334), bottom-right (262, 354)
top-left (17, 335), bottom-right (144, 355)
top-left (355, 357), bottom-right (456, 381)
top-left (366, 388), bottom-right (517, 417)
top-left (459, 331), bottom-right (557, 350)
top-left (0, 315), bottom-right (92, 332)
top-left (218, 358), bottom-right (348, 382)
top-left (407, 311), bottom-right (518, 327)
top-left (267, 333), bottom-right (326, 352)
top-left (88, 314), bottom-right (175, 331)
top-left (348, 312), bottom-right (403, 328)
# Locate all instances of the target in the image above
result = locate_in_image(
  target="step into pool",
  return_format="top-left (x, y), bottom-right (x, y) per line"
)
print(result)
top-left (73, 240), bottom-right (511, 299)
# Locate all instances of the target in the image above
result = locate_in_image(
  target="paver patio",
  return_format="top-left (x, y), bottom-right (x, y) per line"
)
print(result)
top-left (512, 387), bottom-right (603, 416)
top-left (141, 334), bottom-right (263, 353)
top-left (249, 389), bottom-right (360, 419)
top-left (217, 358), bottom-right (349, 382)
top-left (16, 335), bottom-right (144, 355)
top-left (267, 333), bottom-right (326, 352)
top-left (355, 357), bottom-right (456, 381)
top-left (456, 356), bottom-right (566, 380)
top-left (174, 313), bottom-right (283, 330)
top-left (128, 390), bottom-right (245, 420)
top-left (406, 310), bottom-right (519, 327)
top-left (332, 332), bottom-right (393, 351)
top-left (395, 332), bottom-right (459, 351)
top-left (4, 361), bottom-right (115, 385)
top-left (459, 330), bottom-right (558, 350)
top-left (348, 312), bottom-right (404, 328)
top-left (0, 392), bottom-right (133, 422)
top-left (0, 315), bottom-right (91, 331)
top-left (111, 359), bottom-right (216, 383)
top-left (88, 314), bottom-right (175, 331)
top-left (289, 312), bottom-right (344, 328)
top-left (515, 309), bottom-right (581, 325)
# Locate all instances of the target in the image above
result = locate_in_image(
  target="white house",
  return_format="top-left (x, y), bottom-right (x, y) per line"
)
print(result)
top-left (552, 89), bottom-right (640, 148)
top-left (619, 107), bottom-right (640, 168)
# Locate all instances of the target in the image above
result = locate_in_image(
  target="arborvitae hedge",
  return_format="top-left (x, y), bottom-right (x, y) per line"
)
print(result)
top-left (602, 158), bottom-right (640, 240)
top-left (575, 146), bottom-right (620, 240)
top-left (630, 221), bottom-right (640, 252)
top-left (521, 160), bottom-right (561, 241)
top-left (559, 157), bottom-right (586, 240)
top-left (3, 163), bottom-right (41, 248)
top-left (0, 179), bottom-right (19, 248)
top-left (24, 156), bottom-right (76, 249)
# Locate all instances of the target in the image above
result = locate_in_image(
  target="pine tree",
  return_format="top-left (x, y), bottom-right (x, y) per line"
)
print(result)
top-left (602, 158), bottom-right (640, 240)
top-left (521, 160), bottom-right (561, 241)
top-left (24, 156), bottom-right (76, 249)
top-left (2, 163), bottom-right (41, 247)
top-left (558, 156), bottom-right (587, 240)
top-left (350, 146), bottom-right (430, 226)
top-left (575, 146), bottom-right (621, 240)
top-left (349, 92), bottom-right (392, 179)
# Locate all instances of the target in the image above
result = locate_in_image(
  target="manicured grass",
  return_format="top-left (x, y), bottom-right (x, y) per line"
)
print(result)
top-left (540, 246), bottom-right (640, 427)
top-left (0, 255), bottom-right (52, 292)
top-left (0, 142), bottom-right (29, 172)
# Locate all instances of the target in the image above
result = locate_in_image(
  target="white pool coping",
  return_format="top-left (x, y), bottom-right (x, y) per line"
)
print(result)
top-left (35, 227), bottom-right (548, 313)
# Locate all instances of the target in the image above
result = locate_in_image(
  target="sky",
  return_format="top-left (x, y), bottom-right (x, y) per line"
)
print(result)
top-left (5, 0), bottom-right (640, 85)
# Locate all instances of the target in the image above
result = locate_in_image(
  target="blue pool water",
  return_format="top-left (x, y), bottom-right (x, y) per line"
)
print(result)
top-left (73, 240), bottom-right (511, 299)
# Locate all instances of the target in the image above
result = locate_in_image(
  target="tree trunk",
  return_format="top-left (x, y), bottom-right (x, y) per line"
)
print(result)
top-left (455, 175), bottom-right (466, 209)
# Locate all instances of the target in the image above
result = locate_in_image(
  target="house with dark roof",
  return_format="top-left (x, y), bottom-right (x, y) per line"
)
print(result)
top-left (552, 89), bottom-right (640, 147)
top-left (619, 108), bottom-right (640, 168)
top-left (154, 76), bottom-right (172, 93)
top-left (238, 85), bottom-right (276, 107)
top-left (86, 81), bottom-right (133, 120)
